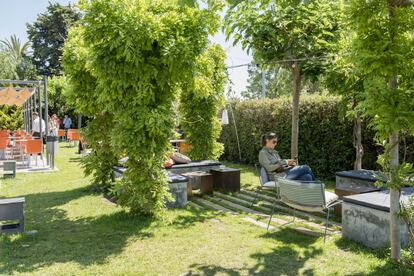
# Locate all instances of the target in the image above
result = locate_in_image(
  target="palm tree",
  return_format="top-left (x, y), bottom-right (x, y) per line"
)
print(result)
top-left (0, 35), bottom-right (31, 62)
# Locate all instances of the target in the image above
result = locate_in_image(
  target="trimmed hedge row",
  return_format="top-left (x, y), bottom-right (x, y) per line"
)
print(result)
top-left (219, 95), bottom-right (383, 178)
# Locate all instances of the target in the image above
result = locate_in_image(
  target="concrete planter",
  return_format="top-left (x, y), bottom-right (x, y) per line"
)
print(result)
top-left (342, 188), bottom-right (414, 248)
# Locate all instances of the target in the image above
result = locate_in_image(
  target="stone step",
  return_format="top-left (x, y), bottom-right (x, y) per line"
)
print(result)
top-left (187, 201), bottom-right (204, 210)
top-left (204, 195), bottom-right (266, 216)
top-left (191, 198), bottom-right (233, 213)
top-left (213, 192), bottom-right (272, 213)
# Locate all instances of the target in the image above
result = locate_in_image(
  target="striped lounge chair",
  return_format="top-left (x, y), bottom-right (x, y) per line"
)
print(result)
top-left (276, 178), bottom-right (341, 242)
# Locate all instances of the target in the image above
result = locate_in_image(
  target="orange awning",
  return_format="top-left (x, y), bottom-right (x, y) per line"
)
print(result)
top-left (0, 86), bottom-right (34, 106)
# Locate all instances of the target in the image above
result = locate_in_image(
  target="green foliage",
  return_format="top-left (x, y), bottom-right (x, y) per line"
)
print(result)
top-left (241, 63), bottom-right (293, 99)
top-left (27, 2), bottom-right (81, 76)
top-left (63, 24), bottom-right (118, 193)
top-left (0, 36), bottom-right (37, 80)
top-left (0, 105), bottom-right (23, 130)
top-left (47, 75), bottom-right (76, 117)
top-left (0, 35), bottom-right (30, 62)
top-left (0, 50), bottom-right (17, 79)
top-left (348, 0), bottom-right (414, 141)
top-left (225, 0), bottom-right (342, 77)
top-left (64, 0), bottom-right (220, 216)
top-left (348, 0), bottom-right (414, 192)
top-left (179, 45), bottom-right (227, 160)
top-left (220, 95), bottom-right (383, 178)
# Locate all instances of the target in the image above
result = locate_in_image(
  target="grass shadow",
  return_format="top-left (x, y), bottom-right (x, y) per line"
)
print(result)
top-left (189, 227), bottom-right (321, 276)
top-left (335, 237), bottom-right (414, 275)
top-left (69, 157), bottom-right (82, 163)
top-left (170, 206), bottom-right (227, 229)
top-left (0, 186), bottom-right (155, 275)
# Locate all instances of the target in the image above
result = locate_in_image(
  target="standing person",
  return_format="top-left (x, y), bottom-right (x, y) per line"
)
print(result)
top-left (32, 112), bottom-right (46, 139)
top-left (48, 115), bottom-right (58, 136)
top-left (63, 115), bottom-right (72, 141)
top-left (53, 114), bottom-right (61, 130)
top-left (259, 132), bottom-right (316, 181)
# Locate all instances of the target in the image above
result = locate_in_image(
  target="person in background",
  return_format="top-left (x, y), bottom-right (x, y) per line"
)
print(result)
top-left (259, 132), bottom-right (316, 181)
top-left (53, 114), bottom-right (61, 129)
top-left (63, 115), bottom-right (72, 141)
top-left (48, 115), bottom-right (58, 136)
top-left (32, 112), bottom-right (46, 139)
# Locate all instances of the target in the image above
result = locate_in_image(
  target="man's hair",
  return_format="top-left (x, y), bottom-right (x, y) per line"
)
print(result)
top-left (33, 112), bottom-right (38, 116)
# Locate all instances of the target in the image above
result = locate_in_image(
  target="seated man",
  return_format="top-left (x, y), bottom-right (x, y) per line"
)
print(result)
top-left (258, 132), bottom-right (316, 181)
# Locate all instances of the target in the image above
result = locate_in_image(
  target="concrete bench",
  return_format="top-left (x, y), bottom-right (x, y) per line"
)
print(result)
top-left (0, 160), bottom-right (16, 178)
top-left (166, 160), bottom-right (222, 174)
top-left (166, 173), bottom-right (188, 208)
top-left (112, 167), bottom-right (188, 208)
top-left (342, 187), bottom-right (414, 248)
top-left (0, 197), bottom-right (25, 233)
top-left (336, 169), bottom-right (380, 190)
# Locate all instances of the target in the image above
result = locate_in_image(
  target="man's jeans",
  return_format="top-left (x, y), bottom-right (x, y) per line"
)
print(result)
top-left (286, 165), bottom-right (316, 181)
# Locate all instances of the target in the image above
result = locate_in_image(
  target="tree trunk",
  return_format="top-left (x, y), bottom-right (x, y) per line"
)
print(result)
top-left (291, 62), bottom-right (301, 159)
top-left (353, 116), bottom-right (363, 170)
top-left (387, 0), bottom-right (402, 260)
top-left (390, 132), bottom-right (401, 260)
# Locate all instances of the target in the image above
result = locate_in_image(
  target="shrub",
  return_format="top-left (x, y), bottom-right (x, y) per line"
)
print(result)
top-left (179, 45), bottom-right (227, 160)
top-left (220, 95), bottom-right (382, 178)
top-left (0, 105), bottom-right (23, 131)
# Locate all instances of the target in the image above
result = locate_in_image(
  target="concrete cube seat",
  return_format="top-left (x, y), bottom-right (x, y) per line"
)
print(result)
top-left (342, 187), bottom-right (414, 248)
top-left (111, 167), bottom-right (188, 208)
top-left (0, 197), bottom-right (25, 233)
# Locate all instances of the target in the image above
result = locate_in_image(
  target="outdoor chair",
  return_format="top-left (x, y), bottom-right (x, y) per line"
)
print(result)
top-left (277, 178), bottom-right (342, 242)
top-left (67, 129), bottom-right (80, 147)
top-left (58, 129), bottom-right (65, 141)
top-left (23, 139), bottom-right (44, 167)
top-left (0, 130), bottom-right (9, 138)
top-left (250, 165), bottom-right (279, 207)
top-left (0, 138), bottom-right (10, 160)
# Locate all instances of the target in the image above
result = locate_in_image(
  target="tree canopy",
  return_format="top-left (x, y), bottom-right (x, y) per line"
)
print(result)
top-left (63, 0), bottom-right (222, 215)
top-left (225, 0), bottom-right (342, 158)
top-left (27, 2), bottom-right (81, 76)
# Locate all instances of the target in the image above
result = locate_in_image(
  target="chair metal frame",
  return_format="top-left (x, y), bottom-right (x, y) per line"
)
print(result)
top-left (277, 178), bottom-right (342, 242)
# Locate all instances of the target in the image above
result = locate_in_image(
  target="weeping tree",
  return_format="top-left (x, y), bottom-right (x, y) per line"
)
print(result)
top-left (348, 0), bottom-right (414, 260)
top-left (225, 0), bottom-right (342, 159)
top-left (63, 26), bottom-right (118, 191)
top-left (64, 0), bottom-right (221, 216)
top-left (179, 44), bottom-right (227, 160)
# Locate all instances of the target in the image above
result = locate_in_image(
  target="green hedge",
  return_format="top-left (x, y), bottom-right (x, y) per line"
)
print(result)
top-left (220, 95), bottom-right (383, 178)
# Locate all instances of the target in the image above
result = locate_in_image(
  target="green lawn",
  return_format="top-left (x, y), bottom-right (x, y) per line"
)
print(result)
top-left (0, 144), bottom-right (412, 275)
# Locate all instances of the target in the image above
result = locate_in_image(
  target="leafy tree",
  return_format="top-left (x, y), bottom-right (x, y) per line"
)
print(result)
top-left (0, 36), bottom-right (36, 80)
top-left (64, 0), bottom-right (221, 216)
top-left (0, 49), bottom-right (17, 79)
top-left (63, 24), bottom-right (117, 192)
top-left (225, 0), bottom-right (342, 159)
top-left (0, 35), bottom-right (30, 62)
top-left (47, 75), bottom-right (75, 117)
top-left (179, 44), bottom-right (227, 160)
top-left (348, 0), bottom-right (414, 260)
top-left (324, 38), bottom-right (366, 170)
top-left (27, 2), bottom-right (81, 76)
top-left (242, 63), bottom-right (293, 99)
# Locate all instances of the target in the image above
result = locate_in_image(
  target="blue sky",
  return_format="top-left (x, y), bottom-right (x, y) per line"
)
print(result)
top-left (0, 0), bottom-right (251, 96)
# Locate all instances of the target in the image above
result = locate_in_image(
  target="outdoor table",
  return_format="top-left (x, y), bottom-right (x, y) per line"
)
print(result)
top-left (211, 168), bottom-right (241, 193)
